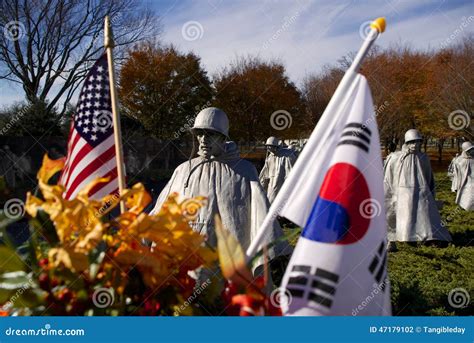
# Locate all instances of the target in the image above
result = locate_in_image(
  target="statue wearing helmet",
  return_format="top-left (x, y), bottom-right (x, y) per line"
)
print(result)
top-left (259, 136), bottom-right (296, 203)
top-left (383, 129), bottom-right (451, 243)
top-left (151, 107), bottom-right (292, 277)
top-left (450, 141), bottom-right (474, 211)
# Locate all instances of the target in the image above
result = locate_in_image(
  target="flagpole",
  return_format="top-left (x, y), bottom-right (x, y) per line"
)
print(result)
top-left (104, 16), bottom-right (126, 213)
top-left (246, 17), bottom-right (386, 259)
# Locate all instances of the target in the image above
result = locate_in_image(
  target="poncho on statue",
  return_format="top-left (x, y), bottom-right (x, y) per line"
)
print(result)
top-left (448, 154), bottom-right (460, 192)
top-left (451, 147), bottom-right (474, 211)
top-left (259, 147), bottom-right (296, 203)
top-left (383, 144), bottom-right (452, 242)
top-left (151, 141), bottom-right (290, 267)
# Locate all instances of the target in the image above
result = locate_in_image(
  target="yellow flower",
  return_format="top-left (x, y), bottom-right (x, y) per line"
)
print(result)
top-left (26, 154), bottom-right (217, 288)
top-left (112, 193), bottom-right (216, 288)
top-left (37, 154), bottom-right (66, 183)
top-left (48, 247), bottom-right (89, 272)
top-left (25, 155), bottom-right (116, 269)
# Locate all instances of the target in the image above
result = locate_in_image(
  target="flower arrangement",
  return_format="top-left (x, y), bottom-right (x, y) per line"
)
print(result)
top-left (0, 155), bottom-right (283, 316)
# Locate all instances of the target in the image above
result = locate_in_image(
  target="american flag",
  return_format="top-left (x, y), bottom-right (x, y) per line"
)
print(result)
top-left (59, 54), bottom-right (119, 200)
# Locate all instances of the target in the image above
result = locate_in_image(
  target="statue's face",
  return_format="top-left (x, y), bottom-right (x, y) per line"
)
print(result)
top-left (266, 145), bottom-right (278, 154)
top-left (467, 149), bottom-right (474, 158)
top-left (195, 129), bottom-right (226, 159)
top-left (406, 140), bottom-right (421, 153)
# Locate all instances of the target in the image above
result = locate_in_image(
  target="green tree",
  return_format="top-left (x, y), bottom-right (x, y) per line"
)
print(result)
top-left (0, 100), bottom-right (62, 136)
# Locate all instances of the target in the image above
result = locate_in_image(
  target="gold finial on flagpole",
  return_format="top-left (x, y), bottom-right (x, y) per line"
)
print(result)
top-left (370, 17), bottom-right (386, 34)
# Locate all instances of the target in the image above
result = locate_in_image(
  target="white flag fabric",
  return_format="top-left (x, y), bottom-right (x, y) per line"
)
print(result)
top-left (280, 73), bottom-right (391, 316)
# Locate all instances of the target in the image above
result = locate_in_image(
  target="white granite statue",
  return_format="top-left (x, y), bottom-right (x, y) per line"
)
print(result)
top-left (151, 108), bottom-right (291, 272)
top-left (384, 129), bottom-right (451, 242)
top-left (451, 141), bottom-right (474, 211)
top-left (259, 137), bottom-right (296, 203)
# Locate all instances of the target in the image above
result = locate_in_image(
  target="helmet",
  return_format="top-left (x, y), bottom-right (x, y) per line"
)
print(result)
top-left (461, 141), bottom-right (474, 152)
top-left (265, 136), bottom-right (280, 147)
top-left (404, 129), bottom-right (422, 143)
top-left (192, 107), bottom-right (229, 137)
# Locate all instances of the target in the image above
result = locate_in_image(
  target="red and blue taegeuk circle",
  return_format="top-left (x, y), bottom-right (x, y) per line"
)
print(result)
top-left (302, 162), bottom-right (371, 244)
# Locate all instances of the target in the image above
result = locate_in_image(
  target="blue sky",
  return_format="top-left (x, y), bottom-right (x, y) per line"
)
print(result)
top-left (1, 0), bottom-right (473, 107)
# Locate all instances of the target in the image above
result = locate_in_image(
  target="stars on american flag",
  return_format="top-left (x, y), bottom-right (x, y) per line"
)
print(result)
top-left (74, 57), bottom-right (113, 147)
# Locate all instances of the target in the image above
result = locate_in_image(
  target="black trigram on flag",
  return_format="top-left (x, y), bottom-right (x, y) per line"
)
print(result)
top-left (286, 265), bottom-right (339, 308)
top-left (337, 122), bottom-right (372, 153)
top-left (368, 241), bottom-right (388, 292)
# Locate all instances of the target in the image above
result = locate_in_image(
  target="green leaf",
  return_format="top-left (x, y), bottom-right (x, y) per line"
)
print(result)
top-left (0, 246), bottom-right (26, 273)
top-left (9, 288), bottom-right (46, 309)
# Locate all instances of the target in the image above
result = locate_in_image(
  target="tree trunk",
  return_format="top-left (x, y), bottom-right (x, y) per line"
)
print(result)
top-left (437, 139), bottom-right (445, 163)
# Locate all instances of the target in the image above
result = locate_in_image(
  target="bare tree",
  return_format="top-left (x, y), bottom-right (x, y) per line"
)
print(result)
top-left (0, 0), bottom-right (161, 115)
top-left (302, 65), bottom-right (343, 131)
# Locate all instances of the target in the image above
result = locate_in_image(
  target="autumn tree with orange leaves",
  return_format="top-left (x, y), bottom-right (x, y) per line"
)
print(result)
top-left (304, 38), bottom-right (473, 160)
top-left (119, 43), bottom-right (213, 139)
top-left (213, 56), bottom-right (304, 142)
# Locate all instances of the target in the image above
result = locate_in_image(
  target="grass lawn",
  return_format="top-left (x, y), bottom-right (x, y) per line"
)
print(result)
top-left (283, 171), bottom-right (473, 316)
top-left (388, 172), bottom-right (473, 315)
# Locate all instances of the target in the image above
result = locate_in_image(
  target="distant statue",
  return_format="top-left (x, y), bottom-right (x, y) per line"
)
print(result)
top-left (288, 141), bottom-right (301, 157)
top-left (384, 129), bottom-right (451, 243)
top-left (151, 108), bottom-right (291, 273)
top-left (450, 141), bottom-right (474, 211)
top-left (448, 152), bottom-right (460, 192)
top-left (259, 136), bottom-right (296, 203)
top-left (383, 140), bottom-right (398, 172)
top-left (126, 151), bottom-right (140, 175)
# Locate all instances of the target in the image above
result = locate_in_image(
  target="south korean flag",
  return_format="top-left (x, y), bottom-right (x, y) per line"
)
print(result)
top-left (279, 74), bottom-right (391, 316)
